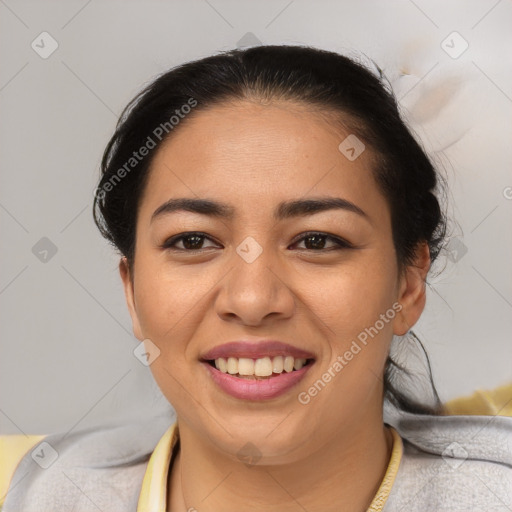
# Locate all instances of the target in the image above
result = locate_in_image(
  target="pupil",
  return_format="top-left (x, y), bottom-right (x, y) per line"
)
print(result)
top-left (306, 235), bottom-right (325, 250)
top-left (184, 235), bottom-right (203, 250)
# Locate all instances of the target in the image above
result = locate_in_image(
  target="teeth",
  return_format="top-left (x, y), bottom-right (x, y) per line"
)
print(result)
top-left (284, 356), bottom-right (294, 372)
top-left (272, 356), bottom-right (284, 373)
top-left (238, 358), bottom-right (254, 375)
top-left (227, 357), bottom-right (238, 374)
top-left (217, 357), bottom-right (227, 373)
top-left (212, 356), bottom-right (309, 377)
top-left (254, 357), bottom-right (273, 376)
top-left (293, 358), bottom-right (306, 370)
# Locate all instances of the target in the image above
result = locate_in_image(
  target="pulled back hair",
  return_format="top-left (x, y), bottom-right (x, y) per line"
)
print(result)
top-left (93, 45), bottom-right (447, 415)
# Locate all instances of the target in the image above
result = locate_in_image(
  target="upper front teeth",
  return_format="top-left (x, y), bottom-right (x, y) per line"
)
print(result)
top-left (214, 356), bottom-right (307, 376)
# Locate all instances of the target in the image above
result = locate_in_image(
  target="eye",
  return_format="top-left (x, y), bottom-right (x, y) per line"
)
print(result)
top-left (161, 232), bottom-right (220, 251)
top-left (161, 231), bottom-right (353, 253)
top-left (290, 232), bottom-right (353, 251)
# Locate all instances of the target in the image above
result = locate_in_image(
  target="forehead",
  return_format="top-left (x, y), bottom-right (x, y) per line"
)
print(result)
top-left (157, 99), bottom-right (355, 167)
top-left (139, 99), bottom-right (386, 221)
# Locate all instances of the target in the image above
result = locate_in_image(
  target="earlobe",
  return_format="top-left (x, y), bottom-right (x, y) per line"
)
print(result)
top-left (393, 242), bottom-right (431, 336)
top-left (119, 257), bottom-right (144, 341)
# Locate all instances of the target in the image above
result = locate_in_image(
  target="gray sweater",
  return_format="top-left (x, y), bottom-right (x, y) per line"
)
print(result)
top-left (3, 410), bottom-right (511, 511)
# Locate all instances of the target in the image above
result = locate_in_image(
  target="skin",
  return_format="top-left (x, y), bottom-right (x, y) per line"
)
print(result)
top-left (120, 99), bottom-right (430, 512)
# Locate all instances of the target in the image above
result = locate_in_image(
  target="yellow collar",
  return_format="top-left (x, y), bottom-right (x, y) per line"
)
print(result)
top-left (137, 421), bottom-right (179, 512)
top-left (137, 423), bottom-right (403, 512)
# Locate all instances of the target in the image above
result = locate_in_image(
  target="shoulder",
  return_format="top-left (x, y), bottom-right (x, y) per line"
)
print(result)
top-left (1, 413), bottom-right (174, 512)
top-left (0, 434), bottom-right (46, 509)
top-left (385, 411), bottom-right (512, 511)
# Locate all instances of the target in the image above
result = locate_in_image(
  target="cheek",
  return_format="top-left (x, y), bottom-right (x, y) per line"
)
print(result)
top-left (131, 259), bottom-right (210, 350)
top-left (318, 254), bottom-right (398, 338)
top-left (131, 260), bottom-right (208, 406)
top-left (313, 254), bottom-right (398, 406)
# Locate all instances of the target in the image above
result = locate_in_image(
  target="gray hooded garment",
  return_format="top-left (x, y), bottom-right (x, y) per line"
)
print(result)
top-left (3, 409), bottom-right (511, 511)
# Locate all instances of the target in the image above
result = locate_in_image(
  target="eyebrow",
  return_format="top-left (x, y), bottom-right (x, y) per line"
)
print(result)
top-left (151, 196), bottom-right (369, 223)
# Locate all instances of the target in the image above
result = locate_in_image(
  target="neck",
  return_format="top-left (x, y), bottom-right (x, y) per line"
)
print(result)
top-left (168, 407), bottom-right (393, 512)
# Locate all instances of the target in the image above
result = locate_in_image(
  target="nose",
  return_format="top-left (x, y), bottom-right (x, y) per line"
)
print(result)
top-left (215, 242), bottom-right (296, 327)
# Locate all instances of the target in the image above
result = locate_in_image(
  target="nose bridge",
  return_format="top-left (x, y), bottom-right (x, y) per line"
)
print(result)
top-left (216, 233), bottom-right (295, 324)
top-left (232, 233), bottom-right (280, 296)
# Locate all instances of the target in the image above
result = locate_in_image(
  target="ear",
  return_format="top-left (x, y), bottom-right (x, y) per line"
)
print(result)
top-left (393, 242), bottom-right (431, 336)
top-left (119, 257), bottom-right (144, 341)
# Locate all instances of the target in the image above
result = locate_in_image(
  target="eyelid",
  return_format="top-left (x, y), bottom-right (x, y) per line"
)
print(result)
top-left (290, 231), bottom-right (354, 250)
top-left (161, 231), bottom-right (220, 250)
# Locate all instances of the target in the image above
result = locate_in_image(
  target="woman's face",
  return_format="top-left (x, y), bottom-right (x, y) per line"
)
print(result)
top-left (121, 99), bottom-right (427, 463)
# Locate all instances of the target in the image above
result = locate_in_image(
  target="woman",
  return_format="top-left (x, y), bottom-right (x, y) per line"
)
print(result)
top-left (2, 45), bottom-right (511, 512)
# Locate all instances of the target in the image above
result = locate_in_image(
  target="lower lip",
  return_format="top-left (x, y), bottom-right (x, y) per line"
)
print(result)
top-left (202, 362), bottom-right (313, 401)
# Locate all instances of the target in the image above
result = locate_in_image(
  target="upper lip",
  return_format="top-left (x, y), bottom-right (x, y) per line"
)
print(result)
top-left (201, 340), bottom-right (316, 361)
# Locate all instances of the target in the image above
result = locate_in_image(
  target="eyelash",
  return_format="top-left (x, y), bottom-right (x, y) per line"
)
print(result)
top-left (161, 231), bottom-right (354, 252)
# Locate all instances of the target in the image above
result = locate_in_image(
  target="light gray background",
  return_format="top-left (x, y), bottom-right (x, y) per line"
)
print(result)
top-left (1, 0), bottom-right (511, 435)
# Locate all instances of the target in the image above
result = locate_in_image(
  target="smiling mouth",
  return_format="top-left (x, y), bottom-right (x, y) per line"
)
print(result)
top-left (205, 356), bottom-right (315, 379)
